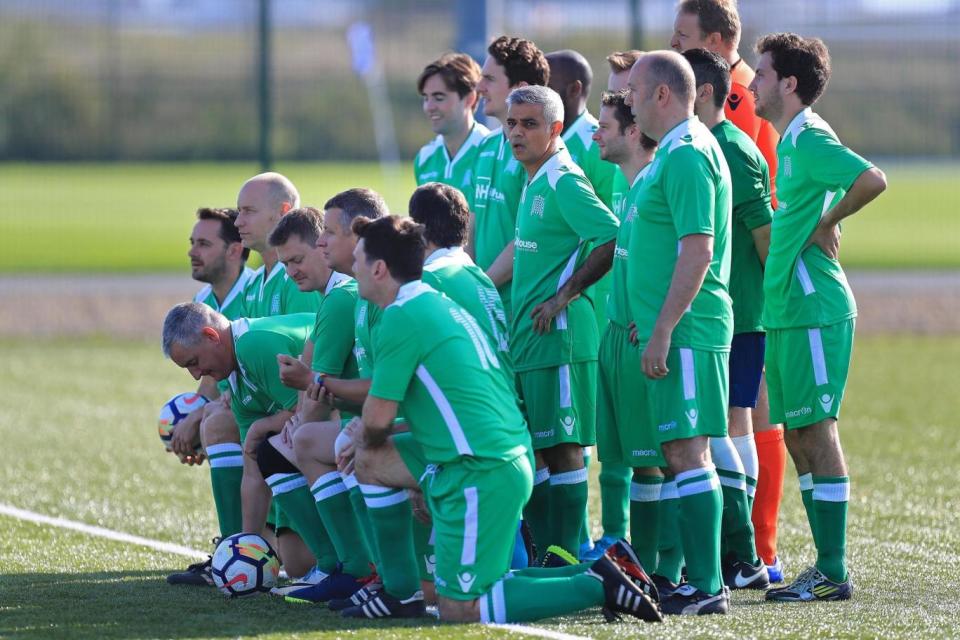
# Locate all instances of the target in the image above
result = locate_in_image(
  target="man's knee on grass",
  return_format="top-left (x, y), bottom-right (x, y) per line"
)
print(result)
top-left (438, 596), bottom-right (481, 623)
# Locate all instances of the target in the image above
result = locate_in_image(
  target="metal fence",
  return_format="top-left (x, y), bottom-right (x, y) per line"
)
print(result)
top-left (1, 0), bottom-right (956, 162)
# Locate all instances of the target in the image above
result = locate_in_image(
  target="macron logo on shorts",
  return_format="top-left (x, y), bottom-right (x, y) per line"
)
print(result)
top-left (819, 394), bottom-right (835, 413)
top-left (458, 572), bottom-right (476, 593)
top-left (685, 408), bottom-right (699, 430)
top-left (561, 416), bottom-right (576, 436)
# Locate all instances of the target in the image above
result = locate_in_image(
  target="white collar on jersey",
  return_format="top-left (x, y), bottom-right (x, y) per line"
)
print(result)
top-left (324, 271), bottom-right (352, 295)
top-left (424, 246), bottom-right (472, 268)
top-left (389, 280), bottom-right (437, 308)
top-left (782, 107), bottom-right (815, 146)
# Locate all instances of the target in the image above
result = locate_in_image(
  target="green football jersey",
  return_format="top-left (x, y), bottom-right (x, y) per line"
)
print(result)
top-left (562, 111), bottom-right (619, 208)
top-left (471, 128), bottom-right (526, 315)
top-left (193, 266), bottom-right (255, 320)
top-left (353, 298), bottom-right (382, 379)
top-left (591, 167), bottom-right (630, 331)
top-left (228, 314), bottom-right (313, 428)
top-left (511, 147), bottom-right (620, 372)
top-left (627, 117), bottom-right (733, 352)
top-left (606, 163), bottom-right (654, 328)
top-left (369, 281), bottom-right (529, 466)
top-left (763, 109), bottom-right (871, 330)
top-left (421, 246), bottom-right (512, 373)
top-left (414, 122), bottom-right (490, 197)
top-left (711, 120), bottom-right (774, 335)
top-left (310, 272), bottom-right (359, 379)
top-left (242, 261), bottom-right (321, 318)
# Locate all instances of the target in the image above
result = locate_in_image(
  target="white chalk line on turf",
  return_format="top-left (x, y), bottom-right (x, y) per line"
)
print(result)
top-left (491, 625), bottom-right (591, 640)
top-left (1, 503), bottom-right (588, 640)
top-left (0, 503), bottom-right (208, 560)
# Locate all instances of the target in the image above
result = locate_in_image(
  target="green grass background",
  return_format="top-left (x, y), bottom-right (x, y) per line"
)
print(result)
top-left (0, 162), bottom-right (957, 272)
top-left (1, 335), bottom-right (957, 638)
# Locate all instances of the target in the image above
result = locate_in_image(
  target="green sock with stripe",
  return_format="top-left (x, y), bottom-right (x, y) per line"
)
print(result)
top-left (342, 472), bottom-right (379, 565)
top-left (579, 449), bottom-right (592, 548)
top-left (549, 468), bottom-right (589, 558)
top-left (310, 472), bottom-right (371, 577)
top-left (655, 477), bottom-right (684, 584)
top-left (799, 472), bottom-right (817, 539)
top-left (524, 468), bottom-right (552, 561)
top-left (711, 436), bottom-right (760, 565)
top-left (360, 484), bottom-right (420, 599)
top-left (813, 476), bottom-right (849, 583)
top-left (629, 474), bottom-right (663, 571)
top-left (676, 466), bottom-right (723, 595)
top-left (479, 573), bottom-right (604, 623)
top-left (267, 472), bottom-right (338, 572)
top-left (512, 563), bottom-right (592, 578)
top-left (206, 443), bottom-right (243, 538)
top-left (600, 461), bottom-right (632, 540)
top-left (413, 518), bottom-right (435, 583)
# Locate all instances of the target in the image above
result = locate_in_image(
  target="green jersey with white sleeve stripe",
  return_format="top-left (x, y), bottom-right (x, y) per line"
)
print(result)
top-left (763, 109), bottom-right (871, 330)
top-left (369, 281), bottom-right (529, 466)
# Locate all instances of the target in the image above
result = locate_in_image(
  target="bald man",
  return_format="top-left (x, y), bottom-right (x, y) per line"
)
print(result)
top-left (624, 51), bottom-right (733, 615)
top-left (192, 172), bottom-right (324, 592)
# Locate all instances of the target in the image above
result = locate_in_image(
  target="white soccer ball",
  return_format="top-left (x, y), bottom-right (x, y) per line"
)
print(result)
top-left (211, 533), bottom-right (281, 597)
top-left (158, 392), bottom-right (208, 452)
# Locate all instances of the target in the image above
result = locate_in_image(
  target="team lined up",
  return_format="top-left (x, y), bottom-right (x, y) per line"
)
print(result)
top-left (162, 0), bottom-right (886, 624)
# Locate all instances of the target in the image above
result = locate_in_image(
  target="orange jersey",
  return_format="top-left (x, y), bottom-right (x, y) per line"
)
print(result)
top-left (727, 59), bottom-right (779, 207)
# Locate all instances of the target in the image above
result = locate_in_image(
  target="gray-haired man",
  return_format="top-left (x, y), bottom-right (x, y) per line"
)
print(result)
top-left (504, 85), bottom-right (620, 560)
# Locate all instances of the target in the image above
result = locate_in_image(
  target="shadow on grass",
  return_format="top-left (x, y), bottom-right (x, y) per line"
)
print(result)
top-left (0, 570), bottom-right (441, 639)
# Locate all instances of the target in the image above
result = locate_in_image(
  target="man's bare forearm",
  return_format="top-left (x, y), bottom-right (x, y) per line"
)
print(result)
top-left (822, 167), bottom-right (887, 227)
top-left (652, 235), bottom-right (712, 338)
top-left (556, 240), bottom-right (615, 303)
top-left (485, 242), bottom-right (515, 288)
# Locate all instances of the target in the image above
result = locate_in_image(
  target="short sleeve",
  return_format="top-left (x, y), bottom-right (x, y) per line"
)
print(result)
top-left (663, 147), bottom-right (717, 238)
top-left (238, 334), bottom-right (300, 412)
top-left (555, 173), bottom-right (620, 244)
top-left (311, 288), bottom-right (358, 376)
top-left (802, 129), bottom-right (873, 192)
top-left (368, 308), bottom-right (421, 402)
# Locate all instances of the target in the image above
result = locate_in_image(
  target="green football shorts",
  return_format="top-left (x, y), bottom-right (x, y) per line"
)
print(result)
top-left (644, 346), bottom-right (729, 444)
top-left (765, 319), bottom-right (855, 429)
top-left (597, 323), bottom-right (665, 467)
top-left (516, 362), bottom-right (597, 450)
top-left (424, 453), bottom-right (532, 601)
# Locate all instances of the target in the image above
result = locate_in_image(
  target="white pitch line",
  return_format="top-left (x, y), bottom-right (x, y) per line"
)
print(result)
top-left (0, 503), bottom-right (208, 560)
top-left (492, 624), bottom-right (592, 640)
top-left (1, 503), bottom-right (591, 640)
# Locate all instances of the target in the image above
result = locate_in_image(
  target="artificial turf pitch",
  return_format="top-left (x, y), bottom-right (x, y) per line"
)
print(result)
top-left (0, 335), bottom-right (957, 639)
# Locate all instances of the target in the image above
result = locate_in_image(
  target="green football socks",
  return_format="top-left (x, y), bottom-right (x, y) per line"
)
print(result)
top-left (360, 484), bottom-right (421, 599)
top-left (600, 462), bottom-right (632, 540)
top-left (266, 472), bottom-right (338, 572)
top-left (524, 468), bottom-right (552, 561)
top-left (206, 443), bottom-right (244, 538)
top-left (676, 466), bottom-right (723, 596)
top-left (629, 474), bottom-right (663, 571)
top-left (549, 468), bottom-right (589, 557)
top-left (310, 472), bottom-right (371, 577)
top-left (480, 572), bottom-right (604, 623)
top-left (813, 476), bottom-right (850, 583)
top-left (655, 477), bottom-right (684, 584)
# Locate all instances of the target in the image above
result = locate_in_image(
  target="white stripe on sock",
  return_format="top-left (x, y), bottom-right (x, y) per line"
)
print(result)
top-left (630, 481), bottom-right (662, 502)
top-left (549, 468), bottom-right (588, 486)
top-left (799, 473), bottom-right (814, 492)
top-left (813, 480), bottom-right (850, 502)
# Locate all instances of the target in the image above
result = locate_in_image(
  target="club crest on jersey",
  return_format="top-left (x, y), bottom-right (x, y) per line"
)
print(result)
top-left (530, 195), bottom-right (546, 218)
top-left (626, 205), bottom-right (638, 223)
top-left (270, 293), bottom-right (281, 315)
top-left (782, 156), bottom-right (793, 178)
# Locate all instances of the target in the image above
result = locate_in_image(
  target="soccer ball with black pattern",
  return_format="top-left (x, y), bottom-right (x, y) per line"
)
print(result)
top-left (157, 392), bottom-right (207, 452)
top-left (211, 533), bottom-right (281, 597)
